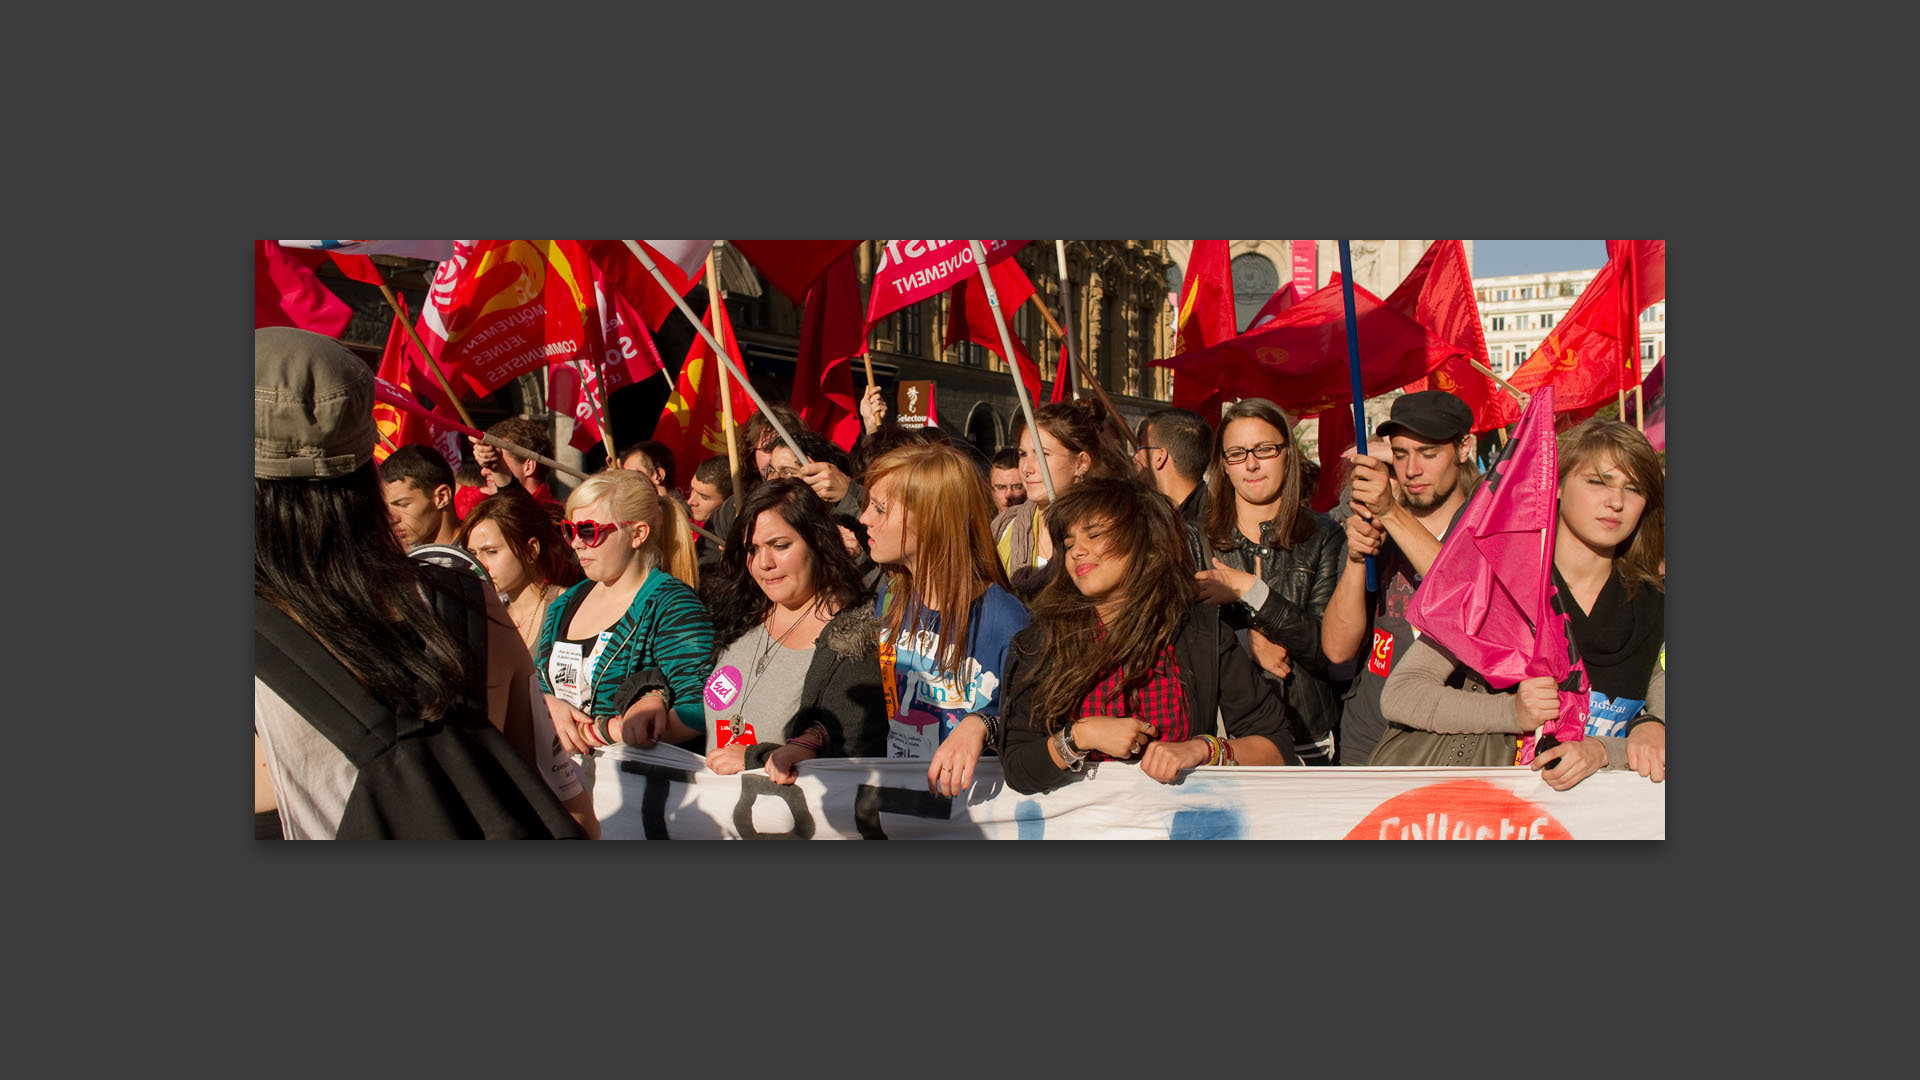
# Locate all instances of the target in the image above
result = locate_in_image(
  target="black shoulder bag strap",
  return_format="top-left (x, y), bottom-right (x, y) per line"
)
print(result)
top-left (253, 597), bottom-right (398, 768)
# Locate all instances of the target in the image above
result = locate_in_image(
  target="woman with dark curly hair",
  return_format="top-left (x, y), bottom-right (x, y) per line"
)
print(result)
top-left (998, 478), bottom-right (1297, 795)
top-left (992, 397), bottom-right (1137, 595)
top-left (700, 478), bottom-right (889, 783)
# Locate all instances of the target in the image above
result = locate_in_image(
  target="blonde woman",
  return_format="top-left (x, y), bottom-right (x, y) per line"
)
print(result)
top-left (534, 469), bottom-right (713, 759)
top-left (858, 442), bottom-right (1031, 797)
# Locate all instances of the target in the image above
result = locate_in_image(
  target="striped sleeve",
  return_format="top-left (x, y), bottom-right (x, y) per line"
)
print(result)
top-left (643, 582), bottom-right (718, 734)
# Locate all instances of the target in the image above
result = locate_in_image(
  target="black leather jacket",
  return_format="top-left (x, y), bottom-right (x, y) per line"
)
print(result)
top-left (1186, 510), bottom-right (1347, 741)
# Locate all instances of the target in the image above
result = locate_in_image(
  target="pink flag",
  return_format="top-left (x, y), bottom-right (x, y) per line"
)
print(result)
top-left (1405, 385), bottom-right (1589, 762)
top-left (865, 240), bottom-right (1027, 325)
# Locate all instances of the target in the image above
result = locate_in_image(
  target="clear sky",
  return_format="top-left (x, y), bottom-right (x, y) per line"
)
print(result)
top-left (1472, 240), bottom-right (1608, 278)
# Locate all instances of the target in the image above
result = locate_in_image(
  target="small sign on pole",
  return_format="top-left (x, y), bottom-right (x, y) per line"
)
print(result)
top-left (896, 381), bottom-right (935, 428)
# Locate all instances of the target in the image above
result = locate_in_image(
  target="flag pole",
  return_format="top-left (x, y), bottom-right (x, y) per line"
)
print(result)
top-left (575, 355), bottom-right (618, 467)
top-left (1021, 289), bottom-right (1139, 451)
top-left (1338, 240), bottom-right (1376, 593)
top-left (1469, 358), bottom-right (1528, 406)
top-left (971, 241), bottom-right (1055, 505)
top-left (1054, 240), bottom-right (1081, 403)
top-left (371, 273), bottom-right (477, 430)
top-left (707, 247), bottom-right (745, 495)
top-left (377, 381), bottom-right (588, 480)
top-left (621, 240), bottom-right (809, 466)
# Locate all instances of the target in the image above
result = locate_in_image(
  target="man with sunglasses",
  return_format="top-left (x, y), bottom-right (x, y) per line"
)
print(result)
top-left (1319, 389), bottom-right (1482, 766)
top-left (1135, 407), bottom-right (1212, 527)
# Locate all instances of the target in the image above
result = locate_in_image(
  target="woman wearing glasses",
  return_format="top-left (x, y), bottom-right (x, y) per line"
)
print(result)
top-left (991, 398), bottom-right (1137, 596)
top-left (1189, 398), bottom-right (1348, 764)
top-left (535, 469), bottom-right (714, 758)
top-left (859, 442), bottom-right (1030, 797)
top-left (700, 479), bottom-right (888, 782)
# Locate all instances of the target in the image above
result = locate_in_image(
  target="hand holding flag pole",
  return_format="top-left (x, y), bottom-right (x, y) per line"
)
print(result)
top-left (971, 240), bottom-right (1055, 505)
top-left (621, 240), bottom-right (810, 467)
top-left (1338, 240), bottom-right (1375, 592)
top-left (373, 378), bottom-right (588, 481)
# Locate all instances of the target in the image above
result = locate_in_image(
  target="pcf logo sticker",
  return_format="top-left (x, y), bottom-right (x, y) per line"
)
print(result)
top-left (1345, 779), bottom-right (1573, 840)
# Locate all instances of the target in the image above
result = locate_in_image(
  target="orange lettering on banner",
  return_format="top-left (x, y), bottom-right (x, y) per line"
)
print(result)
top-left (1343, 779), bottom-right (1571, 840)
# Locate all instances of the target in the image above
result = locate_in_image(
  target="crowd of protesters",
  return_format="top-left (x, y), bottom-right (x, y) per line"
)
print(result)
top-left (254, 327), bottom-right (1667, 839)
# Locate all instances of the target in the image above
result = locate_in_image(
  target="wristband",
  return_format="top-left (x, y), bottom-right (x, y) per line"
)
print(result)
top-left (1062, 720), bottom-right (1084, 756)
top-left (1055, 726), bottom-right (1088, 772)
top-left (593, 715), bottom-right (613, 746)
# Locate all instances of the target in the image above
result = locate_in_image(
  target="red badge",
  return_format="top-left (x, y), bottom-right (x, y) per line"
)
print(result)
top-left (1367, 627), bottom-right (1395, 677)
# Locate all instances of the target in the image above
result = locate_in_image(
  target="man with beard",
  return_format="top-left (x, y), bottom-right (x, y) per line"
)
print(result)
top-left (1319, 390), bottom-right (1481, 765)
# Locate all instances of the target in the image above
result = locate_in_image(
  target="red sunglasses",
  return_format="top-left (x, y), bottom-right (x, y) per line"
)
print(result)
top-left (559, 519), bottom-right (641, 547)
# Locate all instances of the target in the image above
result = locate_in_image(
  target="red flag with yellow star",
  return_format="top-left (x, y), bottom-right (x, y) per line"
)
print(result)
top-left (652, 294), bottom-right (757, 477)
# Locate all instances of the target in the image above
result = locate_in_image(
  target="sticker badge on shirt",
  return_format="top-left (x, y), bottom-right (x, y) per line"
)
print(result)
top-left (705, 666), bottom-right (743, 712)
top-left (1585, 691), bottom-right (1646, 739)
top-left (550, 641), bottom-right (585, 709)
top-left (887, 709), bottom-right (944, 759)
top-left (1367, 627), bottom-right (1395, 677)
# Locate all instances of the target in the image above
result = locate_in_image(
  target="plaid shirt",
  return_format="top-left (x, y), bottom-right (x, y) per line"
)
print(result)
top-left (1076, 637), bottom-right (1190, 760)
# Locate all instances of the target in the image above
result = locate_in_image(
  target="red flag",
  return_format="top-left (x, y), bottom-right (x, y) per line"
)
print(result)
top-left (434, 239), bottom-right (594, 396)
top-left (1386, 240), bottom-right (1522, 433)
top-left (1169, 240), bottom-right (1238, 413)
top-left (584, 240), bottom-right (708, 332)
top-left (653, 296), bottom-right (758, 476)
top-left (1245, 279), bottom-right (1301, 330)
top-left (1406, 386), bottom-right (1590, 763)
top-left (323, 251), bottom-right (384, 287)
top-left (1310, 407), bottom-right (1354, 513)
top-left (255, 240), bottom-right (351, 337)
top-left (554, 253), bottom-right (666, 454)
top-left (866, 240), bottom-right (1027, 325)
top-left (1506, 241), bottom-right (1663, 414)
top-left (946, 258), bottom-right (1043, 405)
top-left (1154, 272), bottom-right (1453, 416)
top-left (373, 292), bottom-right (464, 471)
top-left (731, 241), bottom-right (863, 304)
top-left (792, 249), bottom-right (866, 452)
top-left (1048, 342), bottom-right (1075, 403)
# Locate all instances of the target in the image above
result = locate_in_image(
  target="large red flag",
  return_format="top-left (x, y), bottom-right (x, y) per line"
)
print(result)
top-left (1387, 240), bottom-right (1522, 433)
top-left (553, 254), bottom-right (668, 453)
top-left (1507, 241), bottom-right (1665, 414)
top-left (653, 296), bottom-right (758, 477)
top-left (1170, 240), bottom-right (1238, 414)
top-left (373, 292), bottom-right (464, 472)
top-left (731, 241), bottom-right (864, 304)
top-left (433, 239), bottom-right (594, 397)
top-left (255, 240), bottom-right (351, 337)
top-left (1153, 272), bottom-right (1454, 416)
top-left (946, 258), bottom-right (1043, 405)
top-left (791, 249), bottom-right (866, 452)
top-left (1405, 386), bottom-right (1589, 763)
top-left (866, 240), bottom-right (1026, 325)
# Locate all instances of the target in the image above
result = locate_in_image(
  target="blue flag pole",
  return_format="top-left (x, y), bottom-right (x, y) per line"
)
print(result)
top-left (1338, 240), bottom-right (1375, 592)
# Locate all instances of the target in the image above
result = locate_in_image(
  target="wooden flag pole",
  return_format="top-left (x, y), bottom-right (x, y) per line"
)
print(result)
top-left (576, 356), bottom-right (618, 466)
top-left (1469, 358), bottom-right (1529, 406)
top-left (1338, 240), bottom-right (1376, 593)
top-left (971, 241), bottom-right (1055, 505)
top-left (707, 247), bottom-right (745, 494)
top-left (378, 429), bottom-right (400, 454)
top-left (621, 240), bottom-right (809, 466)
top-left (372, 275), bottom-right (477, 429)
top-left (1022, 289), bottom-right (1140, 452)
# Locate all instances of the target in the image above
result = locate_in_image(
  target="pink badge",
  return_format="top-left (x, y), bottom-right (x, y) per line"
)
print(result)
top-left (704, 666), bottom-right (742, 711)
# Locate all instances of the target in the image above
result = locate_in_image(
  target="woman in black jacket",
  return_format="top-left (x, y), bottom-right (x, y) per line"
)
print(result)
top-left (1000, 479), bottom-right (1298, 795)
top-left (1187, 398), bottom-right (1347, 763)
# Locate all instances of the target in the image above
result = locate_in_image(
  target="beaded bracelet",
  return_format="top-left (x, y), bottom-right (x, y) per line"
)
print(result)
top-left (977, 713), bottom-right (1002, 752)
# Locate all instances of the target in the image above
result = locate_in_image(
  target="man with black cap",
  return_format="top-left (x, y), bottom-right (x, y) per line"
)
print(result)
top-left (1318, 389), bottom-right (1482, 766)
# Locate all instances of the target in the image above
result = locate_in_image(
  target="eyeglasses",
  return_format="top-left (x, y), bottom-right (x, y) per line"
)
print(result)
top-left (765, 465), bottom-right (804, 480)
top-left (559, 519), bottom-right (641, 546)
top-left (1221, 442), bottom-right (1285, 464)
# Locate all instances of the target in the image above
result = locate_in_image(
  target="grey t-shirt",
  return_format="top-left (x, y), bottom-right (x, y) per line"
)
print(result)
top-left (702, 624), bottom-right (815, 754)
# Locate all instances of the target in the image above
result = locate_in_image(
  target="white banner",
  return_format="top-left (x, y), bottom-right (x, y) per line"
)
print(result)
top-left (590, 745), bottom-right (1663, 840)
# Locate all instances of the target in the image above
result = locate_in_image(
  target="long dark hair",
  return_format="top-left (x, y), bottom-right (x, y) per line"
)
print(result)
top-left (456, 485), bottom-right (583, 592)
top-left (707, 478), bottom-right (871, 648)
top-left (255, 461), bottom-right (471, 725)
top-left (1010, 478), bottom-right (1196, 734)
top-left (1206, 397), bottom-right (1315, 552)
